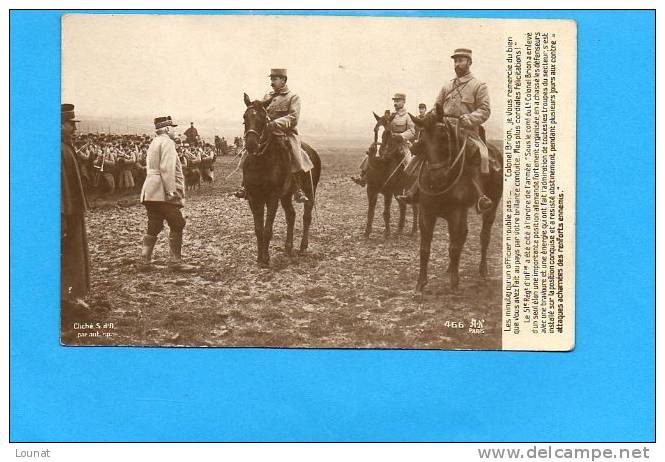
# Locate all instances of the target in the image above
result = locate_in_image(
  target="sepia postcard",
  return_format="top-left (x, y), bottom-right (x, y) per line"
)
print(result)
top-left (60, 14), bottom-right (576, 350)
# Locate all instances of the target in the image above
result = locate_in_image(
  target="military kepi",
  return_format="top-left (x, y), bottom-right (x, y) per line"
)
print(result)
top-left (392, 93), bottom-right (406, 101)
top-left (154, 116), bottom-right (177, 129)
top-left (451, 48), bottom-right (472, 59)
top-left (61, 103), bottom-right (80, 122)
top-left (269, 68), bottom-right (287, 77)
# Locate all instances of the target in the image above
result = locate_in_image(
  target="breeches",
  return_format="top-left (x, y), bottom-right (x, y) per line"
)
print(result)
top-left (144, 202), bottom-right (186, 236)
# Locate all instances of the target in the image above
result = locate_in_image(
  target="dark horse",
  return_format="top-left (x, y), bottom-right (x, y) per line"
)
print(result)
top-left (242, 93), bottom-right (322, 267)
top-left (363, 111), bottom-right (419, 238)
top-left (409, 105), bottom-right (502, 293)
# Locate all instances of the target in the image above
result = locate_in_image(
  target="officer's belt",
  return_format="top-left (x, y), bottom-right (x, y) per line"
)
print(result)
top-left (147, 169), bottom-right (161, 175)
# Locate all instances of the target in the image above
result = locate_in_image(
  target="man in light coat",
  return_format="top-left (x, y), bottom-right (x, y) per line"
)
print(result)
top-left (351, 93), bottom-right (416, 187)
top-left (234, 68), bottom-right (312, 203)
top-left (398, 48), bottom-right (494, 213)
top-left (139, 116), bottom-right (194, 272)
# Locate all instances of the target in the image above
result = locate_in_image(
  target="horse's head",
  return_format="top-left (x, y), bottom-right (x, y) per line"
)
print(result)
top-left (409, 103), bottom-right (456, 166)
top-left (371, 111), bottom-right (397, 158)
top-left (242, 93), bottom-right (269, 154)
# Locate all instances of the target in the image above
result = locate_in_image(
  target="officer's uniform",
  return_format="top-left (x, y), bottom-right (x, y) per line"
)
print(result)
top-left (358, 93), bottom-right (415, 175)
top-left (399, 48), bottom-right (494, 213)
top-left (435, 68), bottom-right (491, 173)
top-left (61, 104), bottom-right (90, 300)
top-left (261, 72), bottom-right (313, 173)
top-left (139, 116), bottom-right (194, 271)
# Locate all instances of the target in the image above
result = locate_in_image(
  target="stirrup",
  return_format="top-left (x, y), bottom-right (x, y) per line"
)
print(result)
top-left (231, 187), bottom-right (247, 199)
top-left (396, 194), bottom-right (414, 205)
top-left (351, 175), bottom-right (367, 187)
top-left (476, 195), bottom-right (493, 214)
top-left (294, 188), bottom-right (309, 203)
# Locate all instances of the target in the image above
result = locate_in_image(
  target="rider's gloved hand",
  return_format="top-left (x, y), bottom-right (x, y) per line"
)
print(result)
top-left (459, 114), bottom-right (473, 128)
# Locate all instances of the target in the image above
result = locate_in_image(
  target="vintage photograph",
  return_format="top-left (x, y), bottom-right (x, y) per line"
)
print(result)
top-left (61, 14), bottom-right (574, 349)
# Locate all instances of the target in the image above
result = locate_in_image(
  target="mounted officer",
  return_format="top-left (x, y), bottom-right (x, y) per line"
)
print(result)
top-left (398, 48), bottom-right (494, 213)
top-left (184, 122), bottom-right (199, 146)
top-left (233, 68), bottom-right (313, 203)
top-left (351, 92), bottom-right (416, 187)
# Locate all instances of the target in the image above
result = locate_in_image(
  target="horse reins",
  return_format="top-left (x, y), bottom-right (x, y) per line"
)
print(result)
top-left (417, 119), bottom-right (468, 197)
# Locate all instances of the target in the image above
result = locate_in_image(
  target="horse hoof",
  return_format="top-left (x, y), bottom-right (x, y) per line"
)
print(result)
top-left (258, 260), bottom-right (270, 269)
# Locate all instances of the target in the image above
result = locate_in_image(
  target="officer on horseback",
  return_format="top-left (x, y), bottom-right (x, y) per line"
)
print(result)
top-left (351, 92), bottom-right (416, 187)
top-left (234, 68), bottom-right (313, 203)
top-left (397, 48), bottom-right (494, 213)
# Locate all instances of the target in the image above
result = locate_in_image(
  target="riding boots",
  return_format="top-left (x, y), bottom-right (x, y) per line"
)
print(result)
top-left (351, 172), bottom-right (367, 187)
top-left (396, 184), bottom-right (418, 205)
top-left (138, 234), bottom-right (157, 270)
top-left (232, 186), bottom-right (247, 199)
top-left (168, 231), bottom-right (196, 272)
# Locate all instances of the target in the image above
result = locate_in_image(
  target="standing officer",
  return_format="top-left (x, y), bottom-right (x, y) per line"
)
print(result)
top-left (352, 92), bottom-right (416, 187)
top-left (61, 103), bottom-right (90, 306)
top-left (139, 116), bottom-right (194, 272)
top-left (398, 48), bottom-right (493, 213)
top-left (233, 68), bottom-right (313, 202)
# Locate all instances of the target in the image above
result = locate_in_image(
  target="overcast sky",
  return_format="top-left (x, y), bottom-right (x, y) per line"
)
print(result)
top-left (62, 14), bottom-right (505, 138)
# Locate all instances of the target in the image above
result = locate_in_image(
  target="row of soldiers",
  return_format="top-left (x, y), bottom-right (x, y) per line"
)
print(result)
top-left (74, 133), bottom-right (151, 194)
top-left (72, 132), bottom-right (219, 195)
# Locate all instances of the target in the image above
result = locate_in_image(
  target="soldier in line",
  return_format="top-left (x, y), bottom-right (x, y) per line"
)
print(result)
top-left (233, 68), bottom-right (313, 203)
top-left (138, 116), bottom-right (195, 272)
top-left (397, 48), bottom-right (493, 213)
top-left (61, 103), bottom-right (90, 308)
top-left (351, 92), bottom-right (416, 187)
top-left (116, 143), bottom-right (136, 192)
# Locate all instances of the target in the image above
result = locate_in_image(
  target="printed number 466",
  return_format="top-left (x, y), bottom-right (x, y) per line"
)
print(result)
top-left (444, 321), bottom-right (465, 329)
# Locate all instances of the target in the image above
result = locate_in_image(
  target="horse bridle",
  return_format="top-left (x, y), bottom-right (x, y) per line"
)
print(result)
top-left (373, 121), bottom-right (401, 160)
top-left (243, 106), bottom-right (271, 156)
top-left (417, 117), bottom-right (468, 197)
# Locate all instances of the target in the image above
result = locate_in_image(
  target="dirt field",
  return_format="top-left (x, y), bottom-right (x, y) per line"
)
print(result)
top-left (62, 143), bottom-right (503, 349)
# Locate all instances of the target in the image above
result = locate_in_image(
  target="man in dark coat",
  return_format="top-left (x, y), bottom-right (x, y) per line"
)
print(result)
top-left (184, 122), bottom-right (199, 146)
top-left (61, 103), bottom-right (90, 304)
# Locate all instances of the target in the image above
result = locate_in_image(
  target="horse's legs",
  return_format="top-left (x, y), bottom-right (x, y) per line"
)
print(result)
top-left (261, 196), bottom-right (280, 267)
top-left (397, 194), bottom-right (407, 234)
top-left (249, 199), bottom-right (266, 265)
top-left (416, 209), bottom-right (436, 293)
top-left (447, 208), bottom-right (469, 289)
top-left (383, 193), bottom-right (392, 238)
top-left (411, 204), bottom-right (419, 235)
top-left (300, 201), bottom-right (313, 253)
top-left (281, 196), bottom-right (296, 256)
top-left (479, 202), bottom-right (499, 278)
top-left (300, 172), bottom-right (315, 253)
top-left (364, 188), bottom-right (378, 238)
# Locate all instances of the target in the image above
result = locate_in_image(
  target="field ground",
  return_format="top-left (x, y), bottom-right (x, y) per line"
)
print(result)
top-left (62, 142), bottom-right (503, 349)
